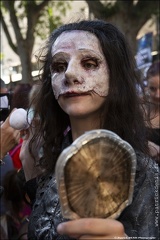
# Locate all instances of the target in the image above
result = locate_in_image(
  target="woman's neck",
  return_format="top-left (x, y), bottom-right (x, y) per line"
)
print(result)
top-left (149, 103), bottom-right (160, 128)
top-left (70, 117), bottom-right (101, 141)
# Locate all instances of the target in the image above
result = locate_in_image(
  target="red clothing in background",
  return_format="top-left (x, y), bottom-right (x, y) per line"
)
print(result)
top-left (9, 138), bottom-right (23, 169)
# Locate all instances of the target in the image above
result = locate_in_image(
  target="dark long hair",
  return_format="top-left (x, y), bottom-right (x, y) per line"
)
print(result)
top-left (29, 19), bottom-right (149, 172)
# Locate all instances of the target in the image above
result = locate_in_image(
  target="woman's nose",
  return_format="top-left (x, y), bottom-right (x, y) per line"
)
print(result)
top-left (64, 61), bottom-right (80, 85)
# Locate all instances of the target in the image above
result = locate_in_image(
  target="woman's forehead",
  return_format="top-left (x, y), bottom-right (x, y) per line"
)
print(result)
top-left (51, 30), bottom-right (103, 56)
top-left (148, 75), bottom-right (160, 85)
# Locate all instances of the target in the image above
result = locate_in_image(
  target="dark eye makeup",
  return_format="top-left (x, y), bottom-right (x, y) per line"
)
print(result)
top-left (50, 54), bottom-right (101, 73)
top-left (149, 86), bottom-right (157, 92)
top-left (81, 57), bottom-right (101, 70)
top-left (51, 61), bottom-right (68, 73)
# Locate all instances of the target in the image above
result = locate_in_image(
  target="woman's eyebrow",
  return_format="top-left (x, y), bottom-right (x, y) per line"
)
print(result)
top-left (52, 52), bottom-right (69, 60)
top-left (52, 49), bottom-right (104, 61)
top-left (78, 48), bottom-right (103, 60)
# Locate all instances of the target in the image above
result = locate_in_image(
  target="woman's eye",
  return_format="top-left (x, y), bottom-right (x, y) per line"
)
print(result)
top-left (149, 86), bottom-right (157, 92)
top-left (52, 62), bottom-right (67, 73)
top-left (82, 59), bottom-right (98, 70)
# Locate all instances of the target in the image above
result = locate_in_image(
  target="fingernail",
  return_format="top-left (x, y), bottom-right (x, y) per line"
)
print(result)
top-left (57, 223), bottom-right (63, 234)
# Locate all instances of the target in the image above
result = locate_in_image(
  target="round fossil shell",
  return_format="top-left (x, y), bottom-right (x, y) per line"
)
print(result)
top-left (55, 129), bottom-right (137, 220)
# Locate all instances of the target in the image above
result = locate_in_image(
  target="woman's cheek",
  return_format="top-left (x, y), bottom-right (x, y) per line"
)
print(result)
top-left (51, 73), bottom-right (64, 100)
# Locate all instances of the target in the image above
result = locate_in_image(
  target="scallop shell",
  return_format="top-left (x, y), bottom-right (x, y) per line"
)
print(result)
top-left (55, 129), bottom-right (136, 220)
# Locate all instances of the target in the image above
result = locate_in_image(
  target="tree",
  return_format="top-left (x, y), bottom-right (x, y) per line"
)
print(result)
top-left (0, 0), bottom-right (71, 84)
top-left (85, 0), bottom-right (159, 53)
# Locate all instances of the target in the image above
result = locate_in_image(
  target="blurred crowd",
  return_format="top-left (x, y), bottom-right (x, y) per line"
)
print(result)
top-left (0, 81), bottom-right (39, 239)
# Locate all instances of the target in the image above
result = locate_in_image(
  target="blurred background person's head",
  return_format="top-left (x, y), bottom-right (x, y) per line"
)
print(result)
top-left (0, 79), bottom-right (10, 121)
top-left (0, 79), bottom-right (8, 94)
top-left (10, 83), bottom-right (32, 111)
top-left (146, 61), bottom-right (160, 106)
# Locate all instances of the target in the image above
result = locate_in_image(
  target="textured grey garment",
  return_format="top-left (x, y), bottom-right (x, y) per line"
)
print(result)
top-left (118, 152), bottom-right (159, 238)
top-left (28, 174), bottom-right (71, 240)
top-left (27, 136), bottom-right (160, 239)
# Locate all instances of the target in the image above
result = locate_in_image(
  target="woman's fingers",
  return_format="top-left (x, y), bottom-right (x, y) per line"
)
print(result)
top-left (57, 218), bottom-right (125, 238)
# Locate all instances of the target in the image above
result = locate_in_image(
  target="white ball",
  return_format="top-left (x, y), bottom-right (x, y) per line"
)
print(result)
top-left (9, 108), bottom-right (30, 130)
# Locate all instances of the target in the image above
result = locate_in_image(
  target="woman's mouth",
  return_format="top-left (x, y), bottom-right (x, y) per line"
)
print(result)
top-left (63, 92), bottom-right (90, 98)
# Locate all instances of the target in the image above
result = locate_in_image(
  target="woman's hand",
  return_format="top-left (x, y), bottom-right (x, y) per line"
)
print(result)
top-left (0, 110), bottom-right (20, 159)
top-left (57, 218), bottom-right (127, 239)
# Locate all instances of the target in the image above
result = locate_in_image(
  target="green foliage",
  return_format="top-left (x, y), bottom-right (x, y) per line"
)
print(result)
top-left (35, 1), bottom-right (71, 39)
top-left (1, 0), bottom-right (71, 40)
top-left (0, 0), bottom-right (72, 83)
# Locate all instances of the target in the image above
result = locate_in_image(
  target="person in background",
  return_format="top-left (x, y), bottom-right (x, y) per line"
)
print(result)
top-left (0, 112), bottom-right (20, 162)
top-left (0, 84), bottom-right (31, 220)
top-left (10, 83), bottom-right (32, 111)
top-left (0, 79), bottom-right (8, 93)
top-left (20, 20), bottom-right (159, 239)
top-left (0, 111), bottom-right (21, 215)
top-left (0, 169), bottom-right (31, 240)
top-left (145, 61), bottom-right (160, 164)
top-left (9, 83), bottom-right (32, 169)
top-left (0, 79), bottom-right (10, 122)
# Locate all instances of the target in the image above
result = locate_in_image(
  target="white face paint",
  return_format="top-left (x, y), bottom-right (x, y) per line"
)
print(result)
top-left (51, 30), bottom-right (109, 100)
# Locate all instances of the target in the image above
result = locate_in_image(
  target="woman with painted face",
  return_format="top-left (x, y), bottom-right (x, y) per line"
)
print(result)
top-left (20, 20), bottom-right (159, 239)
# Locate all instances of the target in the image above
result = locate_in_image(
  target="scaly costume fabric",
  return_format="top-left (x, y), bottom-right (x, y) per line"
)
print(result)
top-left (26, 134), bottom-right (160, 240)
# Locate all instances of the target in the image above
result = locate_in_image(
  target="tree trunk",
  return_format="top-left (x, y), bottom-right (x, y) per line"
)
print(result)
top-left (19, 50), bottom-right (33, 84)
top-left (1, 0), bottom-right (51, 84)
top-left (86, 0), bottom-right (159, 55)
top-left (107, 15), bottom-right (140, 54)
